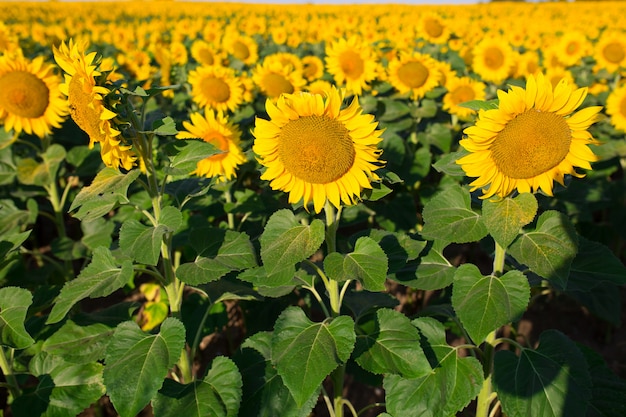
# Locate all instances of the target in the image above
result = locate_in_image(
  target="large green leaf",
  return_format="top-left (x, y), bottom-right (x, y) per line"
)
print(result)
top-left (271, 307), bottom-right (355, 406)
top-left (16, 144), bottom-right (66, 186)
top-left (508, 210), bottom-right (578, 289)
top-left (0, 286), bottom-right (34, 349)
top-left (237, 332), bottom-right (319, 417)
top-left (354, 308), bottom-right (430, 378)
top-left (324, 237), bottom-right (388, 291)
top-left (47, 247), bottom-right (133, 324)
top-left (493, 330), bottom-right (592, 417)
top-left (42, 320), bottom-right (114, 363)
top-left (568, 237), bottom-right (626, 288)
top-left (421, 184), bottom-right (488, 243)
top-left (104, 318), bottom-right (185, 417)
top-left (578, 345), bottom-right (626, 417)
top-left (354, 229), bottom-right (426, 274)
top-left (152, 356), bottom-right (242, 417)
top-left (69, 168), bottom-right (141, 221)
top-left (452, 264), bottom-right (530, 344)
top-left (11, 352), bottom-right (105, 417)
top-left (165, 139), bottom-right (220, 176)
top-left (260, 209), bottom-right (325, 275)
top-left (177, 229), bottom-right (257, 285)
top-left (392, 240), bottom-right (456, 290)
top-left (482, 193), bottom-right (538, 248)
top-left (384, 317), bottom-right (483, 417)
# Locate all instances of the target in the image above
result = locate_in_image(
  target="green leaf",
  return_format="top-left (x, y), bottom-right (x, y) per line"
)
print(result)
top-left (452, 264), bottom-right (530, 344)
top-left (152, 116), bottom-right (178, 136)
top-left (432, 148), bottom-right (469, 177)
top-left (508, 210), bottom-right (578, 289)
top-left (494, 330), bottom-right (592, 417)
top-left (0, 286), bottom-right (34, 349)
top-left (237, 332), bottom-right (319, 417)
top-left (152, 356), bottom-right (242, 417)
top-left (260, 209), bottom-right (325, 276)
top-left (568, 237), bottom-right (626, 288)
top-left (323, 237), bottom-right (388, 291)
top-left (15, 144), bottom-right (66, 186)
top-left (421, 184), bottom-right (488, 243)
top-left (393, 240), bottom-right (456, 290)
top-left (104, 318), bottom-right (186, 417)
top-left (578, 344), bottom-right (626, 417)
top-left (342, 290), bottom-right (399, 319)
top-left (271, 307), bottom-right (356, 406)
top-left (458, 99), bottom-right (499, 111)
top-left (426, 123), bottom-right (453, 153)
top-left (482, 193), bottom-right (538, 248)
top-left (80, 218), bottom-right (115, 251)
top-left (356, 229), bottom-right (426, 274)
top-left (11, 352), bottom-right (105, 417)
top-left (165, 139), bottom-right (220, 175)
top-left (47, 247), bottom-right (133, 324)
top-left (42, 320), bottom-right (114, 363)
top-left (69, 168), bottom-right (141, 221)
top-left (177, 229), bottom-right (257, 285)
top-left (384, 317), bottom-right (483, 417)
top-left (354, 308), bottom-right (430, 378)
top-left (119, 220), bottom-right (166, 266)
top-left (380, 98), bottom-right (411, 121)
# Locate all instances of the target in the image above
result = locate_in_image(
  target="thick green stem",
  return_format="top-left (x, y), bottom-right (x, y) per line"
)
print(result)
top-left (0, 347), bottom-right (21, 400)
top-left (45, 180), bottom-right (73, 279)
top-left (476, 242), bottom-right (507, 417)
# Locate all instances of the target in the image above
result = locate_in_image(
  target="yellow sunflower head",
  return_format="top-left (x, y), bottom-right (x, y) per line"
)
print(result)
top-left (176, 110), bottom-right (246, 182)
top-left (187, 64), bottom-right (244, 113)
top-left (386, 51), bottom-right (442, 101)
top-left (605, 83), bottom-right (626, 132)
top-left (302, 55), bottom-right (325, 82)
top-left (417, 11), bottom-right (451, 44)
top-left (0, 51), bottom-right (69, 139)
top-left (223, 33), bottom-right (259, 66)
top-left (251, 59), bottom-right (306, 102)
top-left (471, 36), bottom-right (516, 85)
top-left (457, 73), bottom-right (603, 199)
top-left (252, 86), bottom-right (385, 213)
top-left (325, 36), bottom-right (380, 96)
top-left (53, 39), bottom-right (137, 171)
top-left (442, 76), bottom-right (487, 121)
top-left (594, 30), bottom-right (626, 73)
top-left (190, 39), bottom-right (223, 67)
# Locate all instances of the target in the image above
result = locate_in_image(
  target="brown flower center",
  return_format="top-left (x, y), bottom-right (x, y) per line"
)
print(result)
top-left (603, 42), bottom-right (625, 64)
top-left (0, 70), bottom-right (49, 118)
top-left (491, 110), bottom-right (572, 179)
top-left (483, 46), bottom-right (505, 69)
top-left (200, 76), bottom-right (230, 104)
top-left (278, 115), bottom-right (355, 184)
top-left (339, 50), bottom-right (364, 80)
top-left (397, 61), bottom-right (429, 89)
top-left (232, 40), bottom-right (250, 61)
top-left (262, 73), bottom-right (294, 98)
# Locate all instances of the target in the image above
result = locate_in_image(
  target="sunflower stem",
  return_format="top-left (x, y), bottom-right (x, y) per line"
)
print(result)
top-left (476, 241), bottom-right (507, 417)
top-left (0, 346), bottom-right (21, 401)
top-left (323, 201), bottom-right (346, 417)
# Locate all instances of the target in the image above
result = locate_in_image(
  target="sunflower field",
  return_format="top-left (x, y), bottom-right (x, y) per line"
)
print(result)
top-left (1, 1), bottom-right (626, 416)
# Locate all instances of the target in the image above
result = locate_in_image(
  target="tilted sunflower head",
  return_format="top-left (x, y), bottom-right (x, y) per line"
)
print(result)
top-left (457, 72), bottom-right (603, 199)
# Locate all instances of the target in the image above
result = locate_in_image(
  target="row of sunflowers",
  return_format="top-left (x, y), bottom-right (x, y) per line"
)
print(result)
top-left (1, 1), bottom-right (626, 417)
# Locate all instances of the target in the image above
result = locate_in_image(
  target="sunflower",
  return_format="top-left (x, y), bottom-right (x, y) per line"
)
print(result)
top-left (222, 33), bottom-right (259, 67)
top-left (302, 55), bottom-right (325, 82)
top-left (442, 76), bottom-right (486, 121)
top-left (252, 86), bottom-right (384, 213)
top-left (457, 73), bottom-right (602, 199)
top-left (251, 59), bottom-right (306, 101)
top-left (605, 83), bottom-right (626, 132)
top-left (386, 51), bottom-right (441, 101)
top-left (554, 30), bottom-right (591, 68)
top-left (417, 11), bottom-right (451, 44)
top-left (325, 36), bottom-right (379, 96)
top-left (176, 110), bottom-right (246, 182)
top-left (53, 39), bottom-right (136, 171)
top-left (471, 36), bottom-right (516, 84)
top-left (593, 30), bottom-right (626, 73)
top-left (190, 39), bottom-right (223, 67)
top-left (187, 65), bottom-right (244, 113)
top-left (0, 52), bottom-right (68, 139)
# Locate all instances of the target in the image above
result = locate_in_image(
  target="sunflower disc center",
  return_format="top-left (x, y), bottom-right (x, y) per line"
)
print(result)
top-left (232, 41), bottom-right (250, 61)
top-left (484, 47), bottom-right (505, 69)
top-left (491, 110), bottom-right (572, 179)
top-left (424, 19), bottom-right (444, 38)
top-left (452, 85), bottom-right (476, 104)
top-left (68, 77), bottom-right (105, 141)
top-left (397, 61), bottom-right (429, 89)
top-left (262, 73), bottom-right (294, 97)
top-left (603, 42), bottom-right (625, 63)
top-left (278, 115), bottom-right (355, 184)
top-left (0, 71), bottom-right (50, 118)
top-left (200, 77), bottom-right (231, 103)
top-left (339, 50), bottom-right (364, 79)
